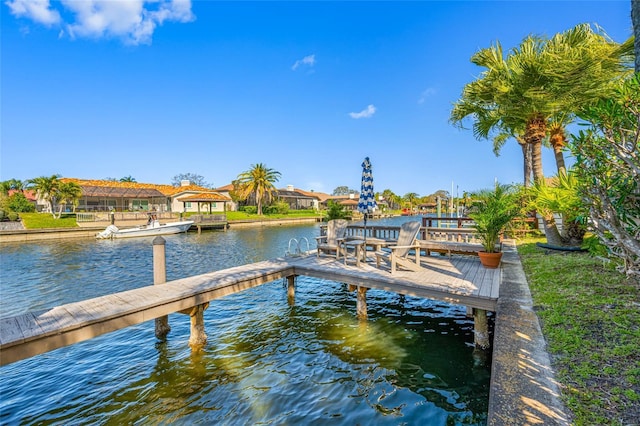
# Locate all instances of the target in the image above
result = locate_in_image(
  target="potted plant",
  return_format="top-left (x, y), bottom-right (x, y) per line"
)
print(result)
top-left (468, 183), bottom-right (520, 268)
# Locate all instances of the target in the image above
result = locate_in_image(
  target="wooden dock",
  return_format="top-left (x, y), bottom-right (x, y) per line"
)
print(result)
top-left (0, 252), bottom-right (499, 366)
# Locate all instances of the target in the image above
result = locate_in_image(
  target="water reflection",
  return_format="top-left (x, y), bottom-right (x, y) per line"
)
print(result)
top-left (0, 219), bottom-right (490, 425)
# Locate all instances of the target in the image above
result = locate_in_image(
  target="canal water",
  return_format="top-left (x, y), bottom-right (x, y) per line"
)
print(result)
top-left (0, 217), bottom-right (491, 425)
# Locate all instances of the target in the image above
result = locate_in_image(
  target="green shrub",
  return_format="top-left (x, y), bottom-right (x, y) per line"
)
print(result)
top-left (264, 202), bottom-right (289, 215)
top-left (242, 206), bottom-right (257, 215)
top-left (7, 192), bottom-right (36, 213)
top-left (0, 209), bottom-right (6, 221)
top-left (7, 212), bottom-right (18, 221)
top-left (326, 200), bottom-right (348, 220)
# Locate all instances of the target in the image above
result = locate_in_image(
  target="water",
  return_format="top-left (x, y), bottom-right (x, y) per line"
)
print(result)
top-left (0, 217), bottom-right (491, 425)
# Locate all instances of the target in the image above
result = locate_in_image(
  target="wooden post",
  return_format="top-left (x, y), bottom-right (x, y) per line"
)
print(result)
top-left (153, 237), bottom-right (171, 340)
top-left (356, 286), bottom-right (368, 319)
top-left (188, 303), bottom-right (208, 348)
top-left (473, 308), bottom-right (490, 349)
top-left (287, 275), bottom-right (295, 305)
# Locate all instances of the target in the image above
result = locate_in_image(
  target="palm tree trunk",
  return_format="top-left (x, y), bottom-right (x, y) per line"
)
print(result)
top-left (526, 115), bottom-right (546, 183)
top-left (549, 127), bottom-right (567, 175)
top-left (541, 213), bottom-right (567, 246)
top-left (257, 195), bottom-right (262, 215)
top-left (519, 139), bottom-right (532, 187)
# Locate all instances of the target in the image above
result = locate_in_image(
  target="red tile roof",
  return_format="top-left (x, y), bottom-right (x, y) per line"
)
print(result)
top-left (61, 178), bottom-right (212, 197)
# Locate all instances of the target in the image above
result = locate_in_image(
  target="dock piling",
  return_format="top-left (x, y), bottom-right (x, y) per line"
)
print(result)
top-left (356, 286), bottom-right (368, 319)
top-left (186, 303), bottom-right (209, 348)
top-left (153, 236), bottom-right (171, 340)
top-left (473, 308), bottom-right (490, 349)
top-left (287, 275), bottom-right (296, 304)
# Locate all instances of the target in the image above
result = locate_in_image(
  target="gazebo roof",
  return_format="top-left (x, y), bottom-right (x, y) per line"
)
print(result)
top-left (176, 192), bottom-right (230, 202)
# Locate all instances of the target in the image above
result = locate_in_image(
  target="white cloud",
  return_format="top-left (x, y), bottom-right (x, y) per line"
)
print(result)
top-left (5, 0), bottom-right (194, 45)
top-left (5, 0), bottom-right (61, 26)
top-left (418, 87), bottom-right (437, 104)
top-left (349, 104), bottom-right (376, 119)
top-left (291, 54), bottom-right (315, 71)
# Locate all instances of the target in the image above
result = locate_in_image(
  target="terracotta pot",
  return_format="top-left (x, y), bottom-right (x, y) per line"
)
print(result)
top-left (478, 251), bottom-right (502, 269)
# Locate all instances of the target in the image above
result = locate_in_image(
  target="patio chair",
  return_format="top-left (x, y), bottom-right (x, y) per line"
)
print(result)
top-left (316, 219), bottom-right (349, 259)
top-left (375, 221), bottom-right (422, 273)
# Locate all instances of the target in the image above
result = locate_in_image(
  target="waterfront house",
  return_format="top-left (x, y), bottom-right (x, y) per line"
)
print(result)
top-left (49, 178), bottom-right (230, 214)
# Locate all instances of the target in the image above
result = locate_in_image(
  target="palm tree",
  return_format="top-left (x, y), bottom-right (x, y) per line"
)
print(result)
top-left (381, 189), bottom-right (397, 209)
top-left (234, 164), bottom-right (281, 215)
top-left (0, 181), bottom-right (11, 196)
top-left (0, 179), bottom-right (27, 196)
top-left (403, 192), bottom-right (419, 211)
top-left (28, 175), bottom-right (60, 215)
top-left (451, 24), bottom-right (632, 185)
top-left (119, 176), bottom-right (137, 182)
top-left (55, 181), bottom-right (83, 218)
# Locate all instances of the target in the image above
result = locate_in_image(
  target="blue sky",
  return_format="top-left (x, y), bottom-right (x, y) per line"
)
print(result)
top-left (1, 1), bottom-right (633, 197)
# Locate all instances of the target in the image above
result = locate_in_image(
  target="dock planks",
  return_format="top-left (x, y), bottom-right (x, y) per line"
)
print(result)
top-left (0, 253), bottom-right (499, 366)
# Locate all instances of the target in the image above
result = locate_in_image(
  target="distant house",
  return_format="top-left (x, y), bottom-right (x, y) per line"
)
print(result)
top-left (213, 183), bottom-right (239, 211)
top-left (214, 183), bottom-right (322, 211)
top-left (277, 185), bottom-right (320, 210)
top-left (321, 194), bottom-right (359, 211)
top-left (56, 178), bottom-right (230, 213)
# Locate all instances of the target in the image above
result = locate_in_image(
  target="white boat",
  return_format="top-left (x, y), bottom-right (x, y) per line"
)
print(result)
top-left (96, 220), bottom-right (194, 239)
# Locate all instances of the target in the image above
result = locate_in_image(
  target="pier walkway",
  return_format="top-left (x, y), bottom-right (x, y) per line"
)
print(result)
top-left (0, 251), bottom-right (498, 366)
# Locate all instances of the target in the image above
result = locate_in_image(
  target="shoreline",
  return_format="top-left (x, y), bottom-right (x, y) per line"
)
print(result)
top-left (0, 216), bottom-right (324, 244)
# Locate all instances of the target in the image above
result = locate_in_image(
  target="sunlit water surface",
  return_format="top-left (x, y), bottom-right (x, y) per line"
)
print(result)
top-left (0, 218), bottom-right (491, 425)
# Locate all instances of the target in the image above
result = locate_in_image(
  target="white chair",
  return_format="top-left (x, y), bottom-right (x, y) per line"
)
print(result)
top-left (375, 221), bottom-right (422, 273)
top-left (316, 219), bottom-right (349, 259)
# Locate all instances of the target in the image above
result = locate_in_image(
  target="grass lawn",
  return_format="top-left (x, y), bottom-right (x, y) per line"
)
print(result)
top-left (19, 212), bottom-right (79, 229)
top-left (224, 210), bottom-right (323, 221)
top-left (517, 237), bottom-right (640, 425)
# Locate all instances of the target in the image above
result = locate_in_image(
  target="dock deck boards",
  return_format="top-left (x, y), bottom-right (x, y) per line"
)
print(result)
top-left (0, 252), bottom-right (499, 365)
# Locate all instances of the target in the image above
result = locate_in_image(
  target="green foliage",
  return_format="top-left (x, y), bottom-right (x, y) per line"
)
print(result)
top-left (0, 209), bottom-right (6, 221)
top-left (171, 173), bottom-right (212, 188)
top-left (571, 75), bottom-right (640, 276)
top-left (526, 171), bottom-right (588, 245)
top-left (6, 192), bottom-right (36, 213)
top-left (263, 201), bottom-right (289, 215)
top-left (332, 186), bottom-right (358, 196)
top-left (326, 200), bottom-right (347, 220)
top-left (234, 163), bottom-right (281, 215)
top-left (240, 206), bottom-right (257, 215)
top-left (468, 183), bottom-right (521, 252)
top-left (7, 212), bottom-right (19, 221)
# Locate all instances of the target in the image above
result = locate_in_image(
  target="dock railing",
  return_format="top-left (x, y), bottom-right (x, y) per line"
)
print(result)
top-left (421, 216), bottom-right (475, 228)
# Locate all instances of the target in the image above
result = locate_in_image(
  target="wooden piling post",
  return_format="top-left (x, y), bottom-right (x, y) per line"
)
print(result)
top-left (187, 303), bottom-right (209, 348)
top-left (356, 286), bottom-right (368, 319)
top-left (153, 236), bottom-right (171, 340)
top-left (473, 308), bottom-right (490, 349)
top-left (287, 275), bottom-right (295, 305)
